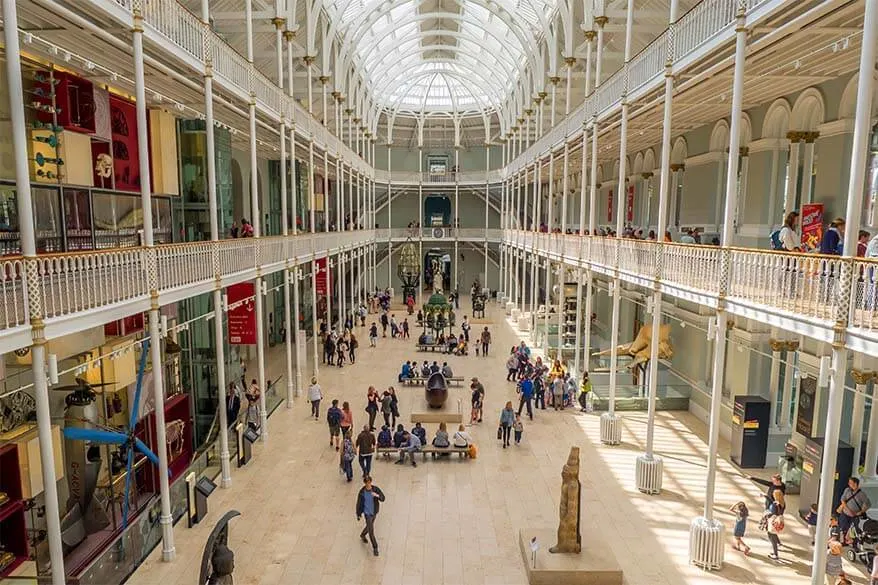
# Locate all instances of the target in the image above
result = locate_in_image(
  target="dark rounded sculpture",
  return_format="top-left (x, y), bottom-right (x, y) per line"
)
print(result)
top-left (425, 372), bottom-right (448, 409)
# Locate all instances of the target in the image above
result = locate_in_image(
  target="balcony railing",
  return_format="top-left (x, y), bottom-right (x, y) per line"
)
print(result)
top-left (374, 170), bottom-right (504, 184)
top-left (505, 230), bottom-right (878, 343)
top-left (0, 231), bottom-right (374, 337)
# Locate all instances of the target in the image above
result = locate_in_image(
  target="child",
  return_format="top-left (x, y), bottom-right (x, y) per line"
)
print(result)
top-left (829, 514), bottom-right (842, 543)
top-left (804, 503), bottom-right (818, 545)
top-left (729, 501), bottom-right (751, 555)
top-left (513, 414), bottom-right (524, 445)
top-left (825, 538), bottom-right (847, 584)
top-left (377, 425), bottom-right (392, 448)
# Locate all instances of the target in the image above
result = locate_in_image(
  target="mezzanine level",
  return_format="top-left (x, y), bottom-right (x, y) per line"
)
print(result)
top-left (504, 229), bottom-right (878, 356)
top-left (0, 230), bottom-right (374, 355)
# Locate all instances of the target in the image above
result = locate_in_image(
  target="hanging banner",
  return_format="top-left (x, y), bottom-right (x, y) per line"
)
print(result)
top-left (626, 184), bottom-right (635, 223)
top-left (795, 376), bottom-right (817, 439)
top-left (800, 203), bottom-right (824, 253)
top-left (315, 257), bottom-right (330, 296)
top-left (227, 282), bottom-right (256, 345)
top-left (607, 190), bottom-right (613, 223)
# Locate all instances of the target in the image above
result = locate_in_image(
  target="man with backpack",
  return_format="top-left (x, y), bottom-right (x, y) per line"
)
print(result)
top-left (327, 399), bottom-right (343, 451)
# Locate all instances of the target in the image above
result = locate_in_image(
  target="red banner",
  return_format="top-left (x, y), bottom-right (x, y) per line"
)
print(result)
top-left (800, 203), bottom-right (824, 253)
top-left (315, 257), bottom-right (330, 296)
top-left (227, 282), bottom-right (256, 345)
top-left (626, 184), bottom-right (635, 222)
top-left (607, 190), bottom-right (613, 223)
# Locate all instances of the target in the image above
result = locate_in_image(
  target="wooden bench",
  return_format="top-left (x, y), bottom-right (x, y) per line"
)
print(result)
top-left (416, 343), bottom-right (444, 352)
top-left (375, 446), bottom-right (470, 460)
top-left (400, 376), bottom-right (464, 387)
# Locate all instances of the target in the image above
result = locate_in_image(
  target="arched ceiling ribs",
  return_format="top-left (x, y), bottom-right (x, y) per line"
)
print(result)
top-left (382, 69), bottom-right (499, 121)
top-left (368, 49), bottom-right (513, 99)
top-left (359, 28), bottom-right (519, 78)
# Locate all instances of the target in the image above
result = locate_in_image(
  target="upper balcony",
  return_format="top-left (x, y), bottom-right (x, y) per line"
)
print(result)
top-left (0, 230), bottom-right (375, 355)
top-left (505, 230), bottom-right (878, 356)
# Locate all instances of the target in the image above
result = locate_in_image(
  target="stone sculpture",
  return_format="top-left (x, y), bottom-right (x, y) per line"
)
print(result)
top-left (549, 446), bottom-right (581, 554)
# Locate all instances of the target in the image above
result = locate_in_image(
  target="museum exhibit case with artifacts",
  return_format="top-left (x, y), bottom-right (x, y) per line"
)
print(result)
top-left (0, 314), bottom-right (205, 583)
top-left (0, 57), bottom-right (174, 256)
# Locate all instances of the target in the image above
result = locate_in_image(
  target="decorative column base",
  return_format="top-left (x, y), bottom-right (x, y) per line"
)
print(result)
top-left (506, 301), bottom-right (515, 315)
top-left (511, 307), bottom-right (521, 322)
top-left (599, 412), bottom-right (622, 445)
top-left (635, 454), bottom-right (663, 494)
top-left (689, 517), bottom-right (724, 571)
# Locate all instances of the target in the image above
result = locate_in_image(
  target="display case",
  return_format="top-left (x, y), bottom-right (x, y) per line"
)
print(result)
top-left (0, 444), bottom-right (28, 578)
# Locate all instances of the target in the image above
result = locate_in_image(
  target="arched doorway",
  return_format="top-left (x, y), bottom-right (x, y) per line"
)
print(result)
top-left (424, 249), bottom-right (451, 291)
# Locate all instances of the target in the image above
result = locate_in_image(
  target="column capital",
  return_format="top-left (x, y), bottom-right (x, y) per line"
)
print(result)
top-left (851, 369), bottom-right (877, 385)
top-left (318, 75), bottom-right (330, 84)
top-left (783, 340), bottom-right (800, 351)
top-left (564, 57), bottom-right (577, 67)
top-left (271, 16), bottom-right (286, 30)
top-left (583, 30), bottom-right (596, 41)
top-left (331, 91), bottom-right (341, 100)
top-left (641, 172), bottom-right (654, 179)
top-left (594, 15), bottom-right (608, 27)
top-left (302, 55), bottom-right (315, 66)
top-left (345, 108), bottom-right (354, 115)
top-left (786, 130), bottom-right (804, 142)
top-left (283, 30), bottom-right (296, 42)
top-left (670, 163), bottom-right (685, 172)
top-left (802, 131), bottom-right (820, 143)
top-left (548, 77), bottom-right (561, 85)
top-left (739, 146), bottom-right (749, 157)
top-left (768, 339), bottom-right (786, 352)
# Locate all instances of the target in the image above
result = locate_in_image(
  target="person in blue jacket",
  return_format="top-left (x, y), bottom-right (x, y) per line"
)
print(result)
top-left (398, 361), bottom-right (411, 382)
top-left (819, 218), bottom-right (845, 255)
top-left (517, 374), bottom-right (534, 420)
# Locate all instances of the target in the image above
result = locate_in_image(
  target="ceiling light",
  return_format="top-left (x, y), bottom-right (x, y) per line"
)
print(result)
top-left (85, 61), bottom-right (95, 70)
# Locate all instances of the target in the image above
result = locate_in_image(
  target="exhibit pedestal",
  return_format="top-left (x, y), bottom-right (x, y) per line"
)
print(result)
top-left (410, 389), bottom-right (465, 425)
top-left (518, 529), bottom-right (622, 585)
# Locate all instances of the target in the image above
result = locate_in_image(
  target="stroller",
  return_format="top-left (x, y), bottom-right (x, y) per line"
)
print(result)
top-left (847, 517), bottom-right (878, 568)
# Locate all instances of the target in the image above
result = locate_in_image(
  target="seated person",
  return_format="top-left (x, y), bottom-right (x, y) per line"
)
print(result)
top-left (398, 361), bottom-right (412, 382)
top-left (446, 334), bottom-right (458, 353)
top-left (377, 425), bottom-right (392, 448)
top-left (421, 361), bottom-right (431, 377)
top-left (441, 362), bottom-right (454, 378)
top-left (429, 361), bottom-right (440, 374)
top-left (393, 424), bottom-right (407, 448)
top-left (431, 422), bottom-right (451, 458)
top-left (418, 332), bottom-right (429, 345)
top-left (417, 309), bottom-right (424, 325)
top-left (455, 339), bottom-right (467, 356)
top-left (412, 422), bottom-right (427, 445)
top-left (395, 431), bottom-right (421, 466)
top-left (453, 424), bottom-right (473, 447)
top-left (437, 333), bottom-right (446, 347)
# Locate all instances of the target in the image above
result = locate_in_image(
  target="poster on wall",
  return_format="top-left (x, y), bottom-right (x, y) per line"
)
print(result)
top-left (607, 190), bottom-right (613, 223)
top-left (626, 184), bottom-right (635, 222)
top-left (109, 96), bottom-right (140, 192)
top-left (800, 203), bottom-right (824, 253)
top-left (315, 257), bottom-right (331, 296)
top-left (795, 376), bottom-right (817, 438)
top-left (227, 282), bottom-right (256, 344)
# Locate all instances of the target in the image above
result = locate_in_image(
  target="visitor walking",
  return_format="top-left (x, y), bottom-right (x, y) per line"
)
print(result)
top-left (308, 376), bottom-right (322, 419)
top-left (380, 311), bottom-right (388, 337)
top-left (499, 402), bottom-right (515, 448)
top-left (365, 386), bottom-right (380, 430)
top-left (340, 431), bottom-right (355, 482)
top-left (349, 332), bottom-right (358, 364)
top-left (327, 399), bottom-right (343, 451)
top-left (552, 375), bottom-right (565, 410)
top-left (729, 501), bottom-right (751, 555)
top-left (765, 489), bottom-right (785, 560)
top-left (355, 475), bottom-right (385, 556)
top-left (506, 353), bottom-right (518, 381)
top-left (381, 391), bottom-right (394, 428)
top-left (471, 377), bottom-right (485, 422)
top-left (356, 424), bottom-right (376, 477)
top-left (513, 414), bottom-right (524, 445)
top-left (480, 326), bottom-right (491, 356)
top-left (517, 374), bottom-right (534, 419)
top-left (369, 322), bottom-right (378, 347)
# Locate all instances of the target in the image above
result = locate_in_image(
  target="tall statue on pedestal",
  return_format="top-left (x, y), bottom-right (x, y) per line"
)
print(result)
top-left (549, 447), bottom-right (581, 554)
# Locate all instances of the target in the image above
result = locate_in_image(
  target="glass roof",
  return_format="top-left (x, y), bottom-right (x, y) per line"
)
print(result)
top-left (327, 0), bottom-right (556, 114)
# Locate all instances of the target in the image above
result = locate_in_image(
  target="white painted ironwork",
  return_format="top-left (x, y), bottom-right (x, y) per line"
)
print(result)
top-left (635, 454), bottom-right (664, 494)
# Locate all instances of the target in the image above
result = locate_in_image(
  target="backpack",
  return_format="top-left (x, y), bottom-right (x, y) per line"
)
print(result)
top-left (769, 229), bottom-right (784, 251)
top-left (327, 408), bottom-right (341, 426)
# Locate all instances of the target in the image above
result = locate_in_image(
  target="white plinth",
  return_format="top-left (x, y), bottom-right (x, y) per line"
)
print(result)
top-left (689, 517), bottom-right (724, 571)
top-left (506, 301), bottom-right (515, 315)
top-left (635, 454), bottom-right (663, 494)
top-left (518, 313), bottom-right (531, 331)
top-left (511, 308), bottom-right (521, 321)
top-left (599, 412), bottom-right (622, 445)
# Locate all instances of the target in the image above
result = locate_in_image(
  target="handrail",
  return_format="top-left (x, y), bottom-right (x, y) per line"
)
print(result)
top-left (505, 229), bottom-right (878, 340)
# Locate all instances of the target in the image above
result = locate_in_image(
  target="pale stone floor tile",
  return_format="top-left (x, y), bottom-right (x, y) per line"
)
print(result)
top-left (123, 298), bottom-right (876, 585)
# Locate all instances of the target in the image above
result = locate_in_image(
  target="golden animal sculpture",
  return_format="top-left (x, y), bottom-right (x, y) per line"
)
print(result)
top-left (593, 323), bottom-right (673, 371)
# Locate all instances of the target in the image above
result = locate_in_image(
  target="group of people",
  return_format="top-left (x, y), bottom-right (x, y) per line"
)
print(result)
top-left (729, 473), bottom-right (878, 584)
top-left (398, 360), bottom-right (454, 381)
top-left (379, 311), bottom-right (410, 339)
top-left (321, 327), bottom-right (359, 367)
top-left (506, 345), bottom-right (584, 416)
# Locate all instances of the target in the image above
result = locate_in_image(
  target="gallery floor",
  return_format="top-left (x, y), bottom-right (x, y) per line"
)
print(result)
top-left (126, 299), bottom-right (864, 585)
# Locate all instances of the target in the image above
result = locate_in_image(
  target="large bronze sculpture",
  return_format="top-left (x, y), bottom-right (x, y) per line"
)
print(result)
top-left (593, 323), bottom-right (673, 375)
top-left (201, 510), bottom-right (240, 585)
top-left (425, 372), bottom-right (449, 408)
top-left (549, 447), bottom-right (581, 554)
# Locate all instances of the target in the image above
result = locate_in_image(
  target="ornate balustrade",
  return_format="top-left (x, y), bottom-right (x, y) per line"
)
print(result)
top-left (0, 231), bottom-right (374, 346)
top-left (504, 229), bottom-right (878, 349)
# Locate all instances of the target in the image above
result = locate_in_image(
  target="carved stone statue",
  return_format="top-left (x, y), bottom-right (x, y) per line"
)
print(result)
top-left (549, 447), bottom-right (581, 554)
top-left (432, 261), bottom-right (444, 293)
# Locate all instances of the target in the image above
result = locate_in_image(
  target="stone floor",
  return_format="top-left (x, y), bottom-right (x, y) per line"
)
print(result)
top-left (127, 298), bottom-right (870, 585)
